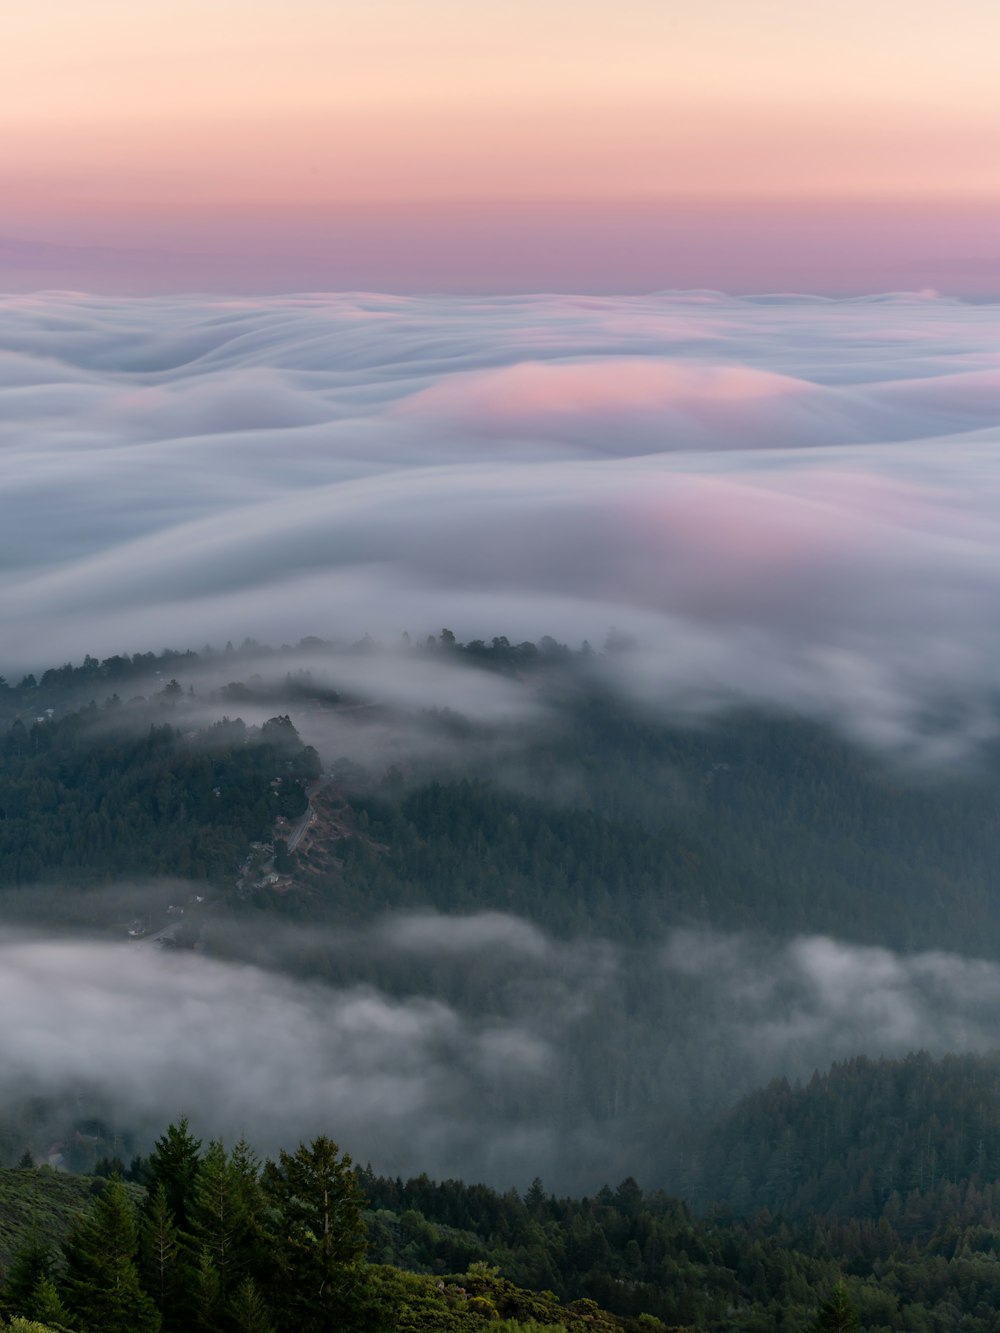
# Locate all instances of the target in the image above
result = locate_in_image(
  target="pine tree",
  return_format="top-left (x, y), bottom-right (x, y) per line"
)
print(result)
top-left (139, 1181), bottom-right (188, 1330)
top-left (230, 1136), bottom-right (269, 1277)
top-left (193, 1140), bottom-right (250, 1305)
top-left (813, 1279), bottom-right (860, 1332)
top-left (230, 1137), bottom-right (264, 1215)
top-left (26, 1274), bottom-right (71, 1329)
top-left (2, 1236), bottom-right (54, 1318)
top-left (524, 1176), bottom-right (547, 1216)
top-left (260, 1136), bottom-right (369, 1331)
top-left (62, 1177), bottom-right (161, 1333)
top-left (228, 1276), bottom-right (276, 1333)
top-left (145, 1116), bottom-right (202, 1232)
top-left (192, 1249), bottom-right (222, 1332)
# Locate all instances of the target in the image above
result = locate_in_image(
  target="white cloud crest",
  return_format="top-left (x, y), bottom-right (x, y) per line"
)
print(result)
top-left (5, 291), bottom-right (1000, 749)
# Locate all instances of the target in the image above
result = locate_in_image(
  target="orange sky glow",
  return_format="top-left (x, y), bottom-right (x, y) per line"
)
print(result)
top-left (3, 0), bottom-right (1000, 292)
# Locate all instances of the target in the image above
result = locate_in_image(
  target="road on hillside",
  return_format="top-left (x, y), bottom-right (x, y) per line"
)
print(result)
top-left (135, 920), bottom-right (181, 948)
top-left (286, 777), bottom-right (332, 851)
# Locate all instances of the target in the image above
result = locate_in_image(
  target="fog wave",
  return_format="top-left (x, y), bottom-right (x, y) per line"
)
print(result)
top-left (5, 291), bottom-right (1000, 749)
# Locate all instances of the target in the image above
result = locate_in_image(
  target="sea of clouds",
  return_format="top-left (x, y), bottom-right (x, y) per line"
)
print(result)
top-left (4, 290), bottom-right (1000, 749)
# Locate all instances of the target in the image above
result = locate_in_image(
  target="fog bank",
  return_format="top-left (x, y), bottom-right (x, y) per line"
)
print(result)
top-left (6, 292), bottom-right (1000, 750)
top-left (4, 915), bottom-right (1000, 1190)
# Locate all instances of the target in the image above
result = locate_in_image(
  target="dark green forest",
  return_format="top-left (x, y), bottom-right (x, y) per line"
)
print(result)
top-left (7, 636), bottom-right (1000, 1328)
top-left (9, 1090), bottom-right (1000, 1331)
top-left (693, 1052), bottom-right (1000, 1231)
top-left (0, 706), bottom-right (315, 887)
top-left (0, 1123), bottom-right (652, 1333)
top-left (5, 633), bottom-right (1000, 954)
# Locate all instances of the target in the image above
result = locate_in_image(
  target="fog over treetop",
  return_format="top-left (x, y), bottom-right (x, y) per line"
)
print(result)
top-left (5, 290), bottom-right (1000, 747)
top-left (4, 917), bottom-right (999, 1189)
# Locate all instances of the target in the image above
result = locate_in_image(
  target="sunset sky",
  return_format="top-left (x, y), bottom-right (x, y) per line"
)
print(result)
top-left (4, 0), bottom-right (1000, 293)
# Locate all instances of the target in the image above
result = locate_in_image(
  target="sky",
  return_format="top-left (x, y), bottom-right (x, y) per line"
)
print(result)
top-left (3, 0), bottom-right (1000, 293)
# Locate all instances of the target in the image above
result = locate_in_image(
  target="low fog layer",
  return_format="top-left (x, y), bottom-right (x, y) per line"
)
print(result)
top-left (6, 292), bottom-right (1000, 747)
top-left (4, 914), bottom-right (1000, 1191)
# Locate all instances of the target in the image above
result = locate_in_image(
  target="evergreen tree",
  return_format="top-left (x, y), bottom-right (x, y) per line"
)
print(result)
top-left (524, 1177), bottom-right (546, 1216)
top-left (191, 1249), bottom-right (221, 1332)
top-left (1, 1237), bottom-right (53, 1319)
top-left (813, 1279), bottom-right (860, 1332)
top-left (62, 1177), bottom-right (161, 1333)
top-left (260, 1136), bottom-right (368, 1332)
top-left (230, 1137), bottom-right (264, 1209)
top-left (25, 1275), bottom-right (70, 1329)
top-left (139, 1181), bottom-right (188, 1330)
top-left (229, 1136), bottom-right (269, 1278)
top-left (228, 1276), bottom-right (276, 1333)
top-left (145, 1117), bottom-right (202, 1233)
top-left (193, 1140), bottom-right (251, 1306)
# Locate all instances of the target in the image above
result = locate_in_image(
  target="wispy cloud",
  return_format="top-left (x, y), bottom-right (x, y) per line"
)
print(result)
top-left (3, 915), bottom-right (1000, 1189)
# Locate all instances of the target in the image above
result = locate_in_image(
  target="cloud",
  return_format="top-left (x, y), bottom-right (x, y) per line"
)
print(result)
top-left (0, 916), bottom-right (615, 1187)
top-left (2, 914), bottom-right (1000, 1190)
top-left (379, 912), bottom-right (551, 959)
top-left (395, 358), bottom-right (873, 453)
top-left (657, 929), bottom-right (1000, 1122)
top-left (5, 290), bottom-right (1000, 751)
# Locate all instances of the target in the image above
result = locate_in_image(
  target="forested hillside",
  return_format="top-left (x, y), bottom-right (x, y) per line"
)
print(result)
top-left (9, 1091), bottom-right (1000, 1332)
top-left (0, 703), bottom-right (315, 888)
top-left (8, 640), bottom-right (1000, 1329)
top-left (363, 1156), bottom-right (1000, 1332)
top-left (691, 1052), bottom-right (1000, 1231)
top-left (5, 635), bottom-right (1000, 958)
top-left (0, 1125), bottom-right (691, 1333)
top-left (327, 685), bottom-right (1000, 951)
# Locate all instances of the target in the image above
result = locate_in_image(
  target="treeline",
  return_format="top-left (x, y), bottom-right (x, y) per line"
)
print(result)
top-left (360, 1158), bottom-right (1000, 1332)
top-left (365, 1169), bottom-right (831, 1329)
top-left (0, 630), bottom-right (584, 717)
top-left (0, 1124), bottom-right (671, 1333)
top-left (16, 1049), bottom-right (1000, 1331)
top-left (6, 1113), bottom-right (999, 1332)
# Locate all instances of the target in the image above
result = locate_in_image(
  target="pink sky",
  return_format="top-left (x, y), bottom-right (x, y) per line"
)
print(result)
top-left (4, 0), bottom-right (1000, 294)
